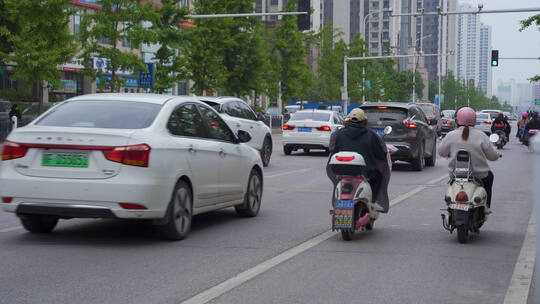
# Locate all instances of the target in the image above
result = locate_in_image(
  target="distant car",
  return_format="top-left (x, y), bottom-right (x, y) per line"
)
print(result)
top-left (0, 99), bottom-right (11, 141)
top-left (416, 103), bottom-right (442, 136)
top-left (19, 103), bottom-right (55, 127)
top-left (440, 110), bottom-right (457, 136)
top-left (199, 97), bottom-right (273, 167)
top-left (0, 94), bottom-right (263, 240)
top-left (480, 109), bottom-right (501, 121)
top-left (360, 102), bottom-right (437, 171)
top-left (475, 113), bottom-right (492, 135)
top-left (282, 109), bottom-right (344, 155)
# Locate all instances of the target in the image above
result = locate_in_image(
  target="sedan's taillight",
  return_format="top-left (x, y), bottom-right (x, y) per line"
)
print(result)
top-left (1, 141), bottom-right (29, 161)
top-left (402, 119), bottom-right (416, 129)
top-left (316, 125), bottom-right (331, 131)
top-left (103, 144), bottom-right (151, 167)
top-left (283, 124), bottom-right (295, 130)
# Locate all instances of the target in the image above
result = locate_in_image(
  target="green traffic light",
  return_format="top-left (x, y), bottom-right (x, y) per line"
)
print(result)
top-left (491, 60), bottom-right (498, 67)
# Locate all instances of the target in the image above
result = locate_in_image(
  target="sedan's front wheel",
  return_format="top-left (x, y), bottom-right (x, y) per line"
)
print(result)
top-left (159, 180), bottom-right (193, 241)
top-left (235, 169), bottom-right (262, 217)
top-left (20, 215), bottom-right (58, 233)
top-left (261, 137), bottom-right (272, 167)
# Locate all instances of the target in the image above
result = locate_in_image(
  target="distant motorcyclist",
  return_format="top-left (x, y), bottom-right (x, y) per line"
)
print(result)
top-left (332, 108), bottom-right (387, 201)
top-left (525, 111), bottom-right (540, 133)
top-left (439, 107), bottom-right (500, 208)
top-left (517, 112), bottom-right (528, 138)
top-left (491, 112), bottom-right (511, 140)
top-left (9, 104), bottom-right (21, 121)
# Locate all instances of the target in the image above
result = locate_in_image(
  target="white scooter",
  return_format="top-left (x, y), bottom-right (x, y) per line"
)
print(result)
top-left (441, 134), bottom-right (500, 243)
top-left (329, 126), bottom-right (391, 241)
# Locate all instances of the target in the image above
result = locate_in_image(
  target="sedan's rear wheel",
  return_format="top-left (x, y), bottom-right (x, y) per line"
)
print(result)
top-left (160, 181), bottom-right (193, 241)
top-left (425, 142), bottom-right (436, 167)
top-left (261, 137), bottom-right (272, 167)
top-left (412, 144), bottom-right (425, 171)
top-left (235, 169), bottom-right (262, 217)
top-left (284, 145), bottom-right (293, 155)
top-left (20, 215), bottom-right (58, 233)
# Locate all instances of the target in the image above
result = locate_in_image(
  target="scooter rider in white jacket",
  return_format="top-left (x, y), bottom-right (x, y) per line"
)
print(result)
top-left (438, 107), bottom-right (500, 208)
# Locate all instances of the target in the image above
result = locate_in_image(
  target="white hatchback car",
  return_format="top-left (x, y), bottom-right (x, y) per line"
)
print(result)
top-left (199, 97), bottom-right (273, 167)
top-left (282, 110), bottom-right (344, 155)
top-left (0, 94), bottom-right (263, 240)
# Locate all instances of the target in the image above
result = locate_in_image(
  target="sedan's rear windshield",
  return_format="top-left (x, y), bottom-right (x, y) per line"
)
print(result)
top-left (418, 104), bottom-right (437, 117)
top-left (290, 112), bottom-right (330, 121)
top-left (476, 114), bottom-right (490, 121)
top-left (35, 100), bottom-right (162, 129)
top-left (363, 107), bottom-right (408, 122)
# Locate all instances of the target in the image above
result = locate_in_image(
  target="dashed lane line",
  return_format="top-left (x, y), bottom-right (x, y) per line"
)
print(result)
top-left (180, 173), bottom-right (449, 304)
top-left (0, 226), bottom-right (22, 233)
top-left (264, 168), bottom-right (313, 179)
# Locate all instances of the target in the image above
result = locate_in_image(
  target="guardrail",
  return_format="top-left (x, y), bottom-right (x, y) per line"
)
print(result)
top-left (262, 115), bottom-right (285, 129)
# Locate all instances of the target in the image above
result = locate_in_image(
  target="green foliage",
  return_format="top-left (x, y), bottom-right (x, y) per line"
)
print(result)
top-left (520, 14), bottom-right (540, 83)
top-left (441, 71), bottom-right (505, 111)
top-left (78, 0), bottom-right (154, 92)
top-left (0, 89), bottom-right (35, 102)
top-left (520, 14), bottom-right (540, 32)
top-left (271, 0), bottom-right (315, 106)
top-left (144, 0), bottom-right (188, 94)
top-left (2, 0), bottom-right (76, 104)
top-left (316, 24), bottom-right (346, 103)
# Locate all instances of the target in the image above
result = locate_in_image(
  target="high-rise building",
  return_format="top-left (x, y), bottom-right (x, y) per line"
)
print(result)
top-left (417, 0), bottom-right (457, 82)
top-left (455, 4), bottom-right (492, 96)
top-left (478, 24), bottom-right (492, 97)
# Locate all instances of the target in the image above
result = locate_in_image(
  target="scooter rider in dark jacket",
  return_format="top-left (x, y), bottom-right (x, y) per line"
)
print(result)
top-left (333, 108), bottom-right (386, 201)
top-left (491, 112), bottom-right (511, 139)
top-left (525, 111), bottom-right (540, 133)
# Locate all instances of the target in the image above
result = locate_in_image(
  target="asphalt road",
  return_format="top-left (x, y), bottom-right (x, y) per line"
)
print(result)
top-left (0, 135), bottom-right (534, 304)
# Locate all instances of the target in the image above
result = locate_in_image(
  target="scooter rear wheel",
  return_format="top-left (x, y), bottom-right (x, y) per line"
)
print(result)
top-left (457, 225), bottom-right (469, 243)
top-left (341, 229), bottom-right (354, 241)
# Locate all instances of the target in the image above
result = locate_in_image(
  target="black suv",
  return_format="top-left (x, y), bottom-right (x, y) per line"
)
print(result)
top-left (360, 102), bottom-right (437, 171)
top-left (0, 99), bottom-right (12, 141)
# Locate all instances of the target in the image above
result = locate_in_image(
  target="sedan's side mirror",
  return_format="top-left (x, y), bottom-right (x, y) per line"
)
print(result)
top-left (237, 130), bottom-right (252, 143)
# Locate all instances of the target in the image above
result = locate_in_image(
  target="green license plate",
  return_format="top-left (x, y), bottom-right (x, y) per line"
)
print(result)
top-left (42, 153), bottom-right (89, 168)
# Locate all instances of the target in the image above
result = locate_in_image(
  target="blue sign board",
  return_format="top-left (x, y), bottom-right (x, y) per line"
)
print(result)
top-left (139, 63), bottom-right (154, 89)
top-left (96, 75), bottom-right (138, 88)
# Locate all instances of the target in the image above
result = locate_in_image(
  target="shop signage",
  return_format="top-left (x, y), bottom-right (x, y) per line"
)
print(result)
top-left (93, 57), bottom-right (133, 76)
top-left (96, 76), bottom-right (138, 88)
top-left (50, 80), bottom-right (77, 93)
top-left (139, 63), bottom-right (154, 89)
top-left (62, 58), bottom-right (85, 72)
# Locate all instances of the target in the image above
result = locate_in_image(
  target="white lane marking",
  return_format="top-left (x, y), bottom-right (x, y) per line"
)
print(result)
top-left (265, 168), bottom-right (313, 179)
top-left (181, 231), bottom-right (334, 304)
top-left (180, 173), bottom-right (449, 304)
top-left (503, 214), bottom-right (536, 304)
top-left (0, 226), bottom-right (22, 233)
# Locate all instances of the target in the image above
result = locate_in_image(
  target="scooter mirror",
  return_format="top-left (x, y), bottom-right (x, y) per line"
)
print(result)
top-left (383, 126), bottom-right (392, 135)
top-left (489, 133), bottom-right (499, 143)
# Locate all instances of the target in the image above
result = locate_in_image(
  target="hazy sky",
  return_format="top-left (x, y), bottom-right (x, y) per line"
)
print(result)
top-left (460, 0), bottom-right (540, 85)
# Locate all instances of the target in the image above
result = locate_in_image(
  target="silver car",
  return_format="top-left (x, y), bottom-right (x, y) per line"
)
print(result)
top-left (475, 113), bottom-right (492, 135)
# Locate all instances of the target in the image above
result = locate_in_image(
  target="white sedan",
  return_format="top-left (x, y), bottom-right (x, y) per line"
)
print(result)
top-left (198, 97), bottom-right (273, 167)
top-left (282, 110), bottom-right (344, 155)
top-left (0, 94), bottom-right (263, 240)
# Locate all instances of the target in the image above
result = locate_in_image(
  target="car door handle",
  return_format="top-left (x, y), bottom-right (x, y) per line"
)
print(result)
top-left (249, 126), bottom-right (254, 129)
top-left (188, 145), bottom-right (196, 153)
top-left (236, 123), bottom-right (241, 128)
top-left (219, 149), bottom-right (226, 157)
